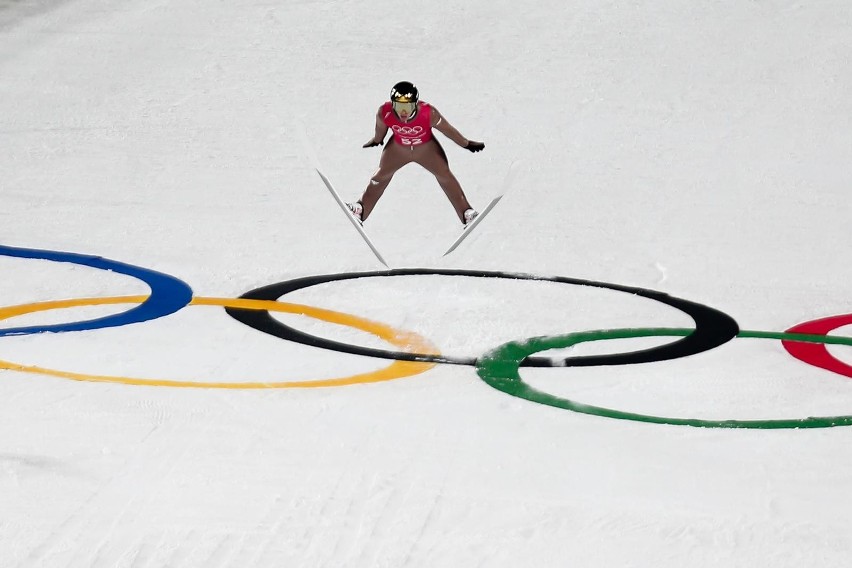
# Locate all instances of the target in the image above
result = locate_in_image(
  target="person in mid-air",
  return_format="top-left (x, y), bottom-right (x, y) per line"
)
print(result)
top-left (347, 81), bottom-right (485, 227)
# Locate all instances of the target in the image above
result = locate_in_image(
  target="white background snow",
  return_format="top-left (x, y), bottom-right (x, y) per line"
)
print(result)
top-left (2, 0), bottom-right (852, 566)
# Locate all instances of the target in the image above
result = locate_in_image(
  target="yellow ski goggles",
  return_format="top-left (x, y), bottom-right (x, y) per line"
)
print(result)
top-left (392, 100), bottom-right (417, 116)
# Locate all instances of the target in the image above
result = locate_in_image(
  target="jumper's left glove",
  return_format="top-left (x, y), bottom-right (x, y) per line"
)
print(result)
top-left (465, 141), bottom-right (485, 153)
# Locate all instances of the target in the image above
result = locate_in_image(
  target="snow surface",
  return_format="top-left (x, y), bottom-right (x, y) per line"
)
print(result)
top-left (2, 0), bottom-right (852, 566)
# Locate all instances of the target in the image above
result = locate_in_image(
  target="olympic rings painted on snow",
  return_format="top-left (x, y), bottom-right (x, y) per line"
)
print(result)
top-left (0, 245), bottom-right (192, 336)
top-left (3, 245), bottom-right (852, 428)
top-left (226, 269), bottom-right (740, 368)
top-left (476, 328), bottom-right (852, 429)
top-left (0, 295), bottom-right (437, 388)
top-left (782, 315), bottom-right (852, 378)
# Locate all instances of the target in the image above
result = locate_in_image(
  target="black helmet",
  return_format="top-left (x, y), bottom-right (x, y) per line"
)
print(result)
top-left (390, 81), bottom-right (419, 119)
top-left (390, 81), bottom-right (419, 104)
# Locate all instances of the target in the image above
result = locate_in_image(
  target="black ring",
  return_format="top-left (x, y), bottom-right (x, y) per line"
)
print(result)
top-left (226, 269), bottom-right (739, 368)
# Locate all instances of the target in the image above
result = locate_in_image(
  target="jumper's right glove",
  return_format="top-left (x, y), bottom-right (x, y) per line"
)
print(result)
top-left (465, 141), bottom-right (485, 153)
top-left (362, 138), bottom-right (384, 148)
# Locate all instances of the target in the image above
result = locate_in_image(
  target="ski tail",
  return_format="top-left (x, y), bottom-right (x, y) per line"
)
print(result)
top-left (442, 160), bottom-right (524, 257)
top-left (443, 195), bottom-right (503, 256)
top-left (294, 119), bottom-right (389, 267)
top-left (314, 167), bottom-right (389, 267)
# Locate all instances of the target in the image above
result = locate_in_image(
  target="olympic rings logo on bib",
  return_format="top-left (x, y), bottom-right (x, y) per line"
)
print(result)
top-left (391, 125), bottom-right (425, 145)
top-left (392, 125), bottom-right (424, 135)
top-left (3, 245), bottom-right (852, 430)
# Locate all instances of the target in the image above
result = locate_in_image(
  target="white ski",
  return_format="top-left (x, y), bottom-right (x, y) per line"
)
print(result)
top-left (315, 168), bottom-right (389, 267)
top-left (443, 160), bottom-right (522, 257)
top-left (443, 195), bottom-right (504, 256)
top-left (295, 120), bottom-right (389, 267)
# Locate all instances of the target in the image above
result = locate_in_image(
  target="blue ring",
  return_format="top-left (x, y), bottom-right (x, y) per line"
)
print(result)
top-left (0, 245), bottom-right (192, 336)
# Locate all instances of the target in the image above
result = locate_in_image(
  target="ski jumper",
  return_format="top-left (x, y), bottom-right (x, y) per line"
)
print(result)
top-left (359, 101), bottom-right (473, 223)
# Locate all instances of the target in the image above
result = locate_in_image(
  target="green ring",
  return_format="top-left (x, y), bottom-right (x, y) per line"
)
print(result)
top-left (476, 328), bottom-right (852, 429)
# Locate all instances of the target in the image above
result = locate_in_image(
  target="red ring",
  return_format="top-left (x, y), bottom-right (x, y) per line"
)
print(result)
top-left (783, 314), bottom-right (852, 378)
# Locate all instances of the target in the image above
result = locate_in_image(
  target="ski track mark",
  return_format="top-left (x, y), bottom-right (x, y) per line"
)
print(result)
top-left (399, 489), bottom-right (444, 568)
top-left (242, 493), bottom-right (287, 567)
top-left (19, 415), bottom-right (193, 567)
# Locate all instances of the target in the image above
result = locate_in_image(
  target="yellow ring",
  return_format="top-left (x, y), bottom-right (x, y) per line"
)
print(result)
top-left (0, 296), bottom-right (439, 388)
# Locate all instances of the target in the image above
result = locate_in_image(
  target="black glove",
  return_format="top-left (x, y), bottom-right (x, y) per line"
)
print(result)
top-left (362, 138), bottom-right (383, 148)
top-left (465, 140), bottom-right (485, 153)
